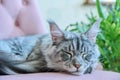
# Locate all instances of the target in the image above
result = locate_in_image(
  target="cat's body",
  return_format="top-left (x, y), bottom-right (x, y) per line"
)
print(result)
top-left (0, 20), bottom-right (101, 75)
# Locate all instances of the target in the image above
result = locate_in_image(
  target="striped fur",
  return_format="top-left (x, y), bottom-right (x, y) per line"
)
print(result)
top-left (0, 20), bottom-right (101, 75)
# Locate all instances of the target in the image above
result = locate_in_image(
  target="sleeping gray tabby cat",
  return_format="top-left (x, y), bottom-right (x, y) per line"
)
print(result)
top-left (0, 19), bottom-right (101, 75)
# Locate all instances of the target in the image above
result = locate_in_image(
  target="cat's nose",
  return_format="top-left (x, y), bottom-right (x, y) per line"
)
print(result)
top-left (73, 64), bottom-right (80, 69)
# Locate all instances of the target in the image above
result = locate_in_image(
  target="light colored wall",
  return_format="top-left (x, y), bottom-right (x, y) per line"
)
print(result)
top-left (38, 0), bottom-right (99, 30)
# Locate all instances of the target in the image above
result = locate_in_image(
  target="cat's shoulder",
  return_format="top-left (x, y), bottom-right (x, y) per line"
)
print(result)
top-left (0, 34), bottom-right (50, 41)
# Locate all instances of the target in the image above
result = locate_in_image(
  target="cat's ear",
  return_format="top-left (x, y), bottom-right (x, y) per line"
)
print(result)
top-left (86, 19), bottom-right (102, 43)
top-left (48, 21), bottom-right (64, 45)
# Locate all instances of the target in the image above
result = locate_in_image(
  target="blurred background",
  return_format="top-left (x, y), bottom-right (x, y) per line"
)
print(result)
top-left (38, 0), bottom-right (115, 29)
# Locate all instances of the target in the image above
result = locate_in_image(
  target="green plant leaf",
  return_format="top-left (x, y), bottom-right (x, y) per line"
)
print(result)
top-left (96, 0), bottom-right (105, 19)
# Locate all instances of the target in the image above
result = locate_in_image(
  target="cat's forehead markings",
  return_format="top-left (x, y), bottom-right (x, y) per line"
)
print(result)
top-left (68, 46), bottom-right (77, 56)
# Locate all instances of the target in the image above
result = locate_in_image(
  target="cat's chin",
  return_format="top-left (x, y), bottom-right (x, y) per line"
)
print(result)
top-left (70, 72), bottom-right (82, 76)
top-left (67, 71), bottom-right (83, 76)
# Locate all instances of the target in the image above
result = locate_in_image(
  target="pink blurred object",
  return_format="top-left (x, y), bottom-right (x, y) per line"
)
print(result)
top-left (0, 0), bottom-right (47, 39)
top-left (0, 70), bottom-right (120, 80)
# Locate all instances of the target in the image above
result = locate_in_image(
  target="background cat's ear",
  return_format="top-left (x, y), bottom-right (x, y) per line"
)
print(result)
top-left (86, 19), bottom-right (102, 43)
top-left (48, 20), bottom-right (64, 45)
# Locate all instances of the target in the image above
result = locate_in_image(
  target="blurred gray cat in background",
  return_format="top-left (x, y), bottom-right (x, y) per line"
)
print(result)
top-left (0, 19), bottom-right (101, 75)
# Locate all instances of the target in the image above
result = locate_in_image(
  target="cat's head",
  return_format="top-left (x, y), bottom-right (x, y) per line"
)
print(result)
top-left (47, 19), bottom-right (101, 75)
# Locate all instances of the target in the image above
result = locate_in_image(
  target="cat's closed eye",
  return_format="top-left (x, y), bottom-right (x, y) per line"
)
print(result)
top-left (82, 53), bottom-right (92, 62)
top-left (61, 53), bottom-right (70, 61)
top-left (61, 50), bottom-right (72, 61)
